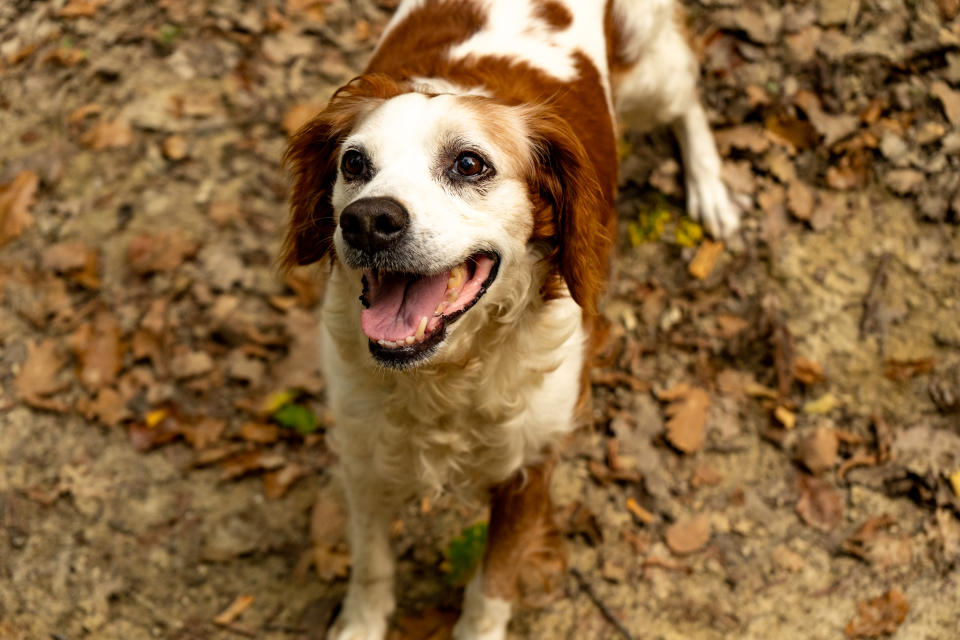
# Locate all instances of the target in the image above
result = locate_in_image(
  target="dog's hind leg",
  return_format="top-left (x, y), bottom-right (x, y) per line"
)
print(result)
top-left (609, 0), bottom-right (740, 238)
top-left (453, 461), bottom-right (563, 640)
top-left (327, 468), bottom-right (402, 640)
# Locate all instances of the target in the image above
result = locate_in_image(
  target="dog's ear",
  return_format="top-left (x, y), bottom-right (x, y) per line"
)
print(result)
top-left (526, 109), bottom-right (612, 315)
top-left (281, 74), bottom-right (408, 269)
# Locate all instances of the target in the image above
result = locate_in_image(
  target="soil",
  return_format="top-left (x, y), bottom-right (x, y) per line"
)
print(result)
top-left (2, 1), bottom-right (960, 639)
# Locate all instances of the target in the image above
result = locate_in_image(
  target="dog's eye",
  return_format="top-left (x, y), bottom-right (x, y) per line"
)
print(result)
top-left (453, 152), bottom-right (485, 177)
top-left (342, 150), bottom-right (366, 177)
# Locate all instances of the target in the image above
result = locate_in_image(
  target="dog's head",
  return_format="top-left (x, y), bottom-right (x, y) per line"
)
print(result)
top-left (282, 74), bottom-right (609, 369)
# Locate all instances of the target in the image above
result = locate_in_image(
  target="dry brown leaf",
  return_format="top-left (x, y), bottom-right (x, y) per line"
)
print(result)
top-left (286, 0), bottom-right (327, 22)
top-left (793, 356), bottom-right (824, 385)
top-left (41, 241), bottom-right (100, 289)
top-left (884, 358), bottom-right (935, 381)
top-left (58, 0), bottom-right (108, 17)
top-left (129, 412), bottom-right (183, 452)
top-left (15, 339), bottom-right (69, 403)
top-left (183, 417), bottom-right (226, 450)
top-left (797, 426), bottom-right (839, 474)
top-left (714, 124), bottom-right (770, 154)
top-left (128, 231), bottom-right (199, 274)
top-left (312, 494), bottom-right (347, 547)
top-left (792, 89), bottom-right (859, 147)
top-left (263, 464), bottom-right (305, 499)
top-left (931, 81), bottom-right (960, 127)
top-left (658, 384), bottom-right (710, 454)
top-left (787, 180), bottom-right (815, 221)
top-left (690, 463), bottom-right (723, 489)
top-left (69, 312), bottom-right (122, 391)
top-left (169, 348), bottom-right (214, 379)
top-left (0, 170), bottom-right (39, 247)
top-left (665, 514), bottom-right (711, 555)
top-left (81, 119), bottom-right (133, 150)
top-left (284, 267), bottom-right (324, 308)
top-left (45, 48), bottom-right (86, 67)
top-left (765, 112), bottom-right (818, 152)
top-left (938, 0), bottom-right (960, 19)
top-left (76, 387), bottom-right (131, 426)
top-left (796, 475), bottom-right (843, 531)
top-left (240, 421), bottom-right (279, 444)
top-left (688, 240), bottom-right (724, 280)
top-left (844, 589), bottom-right (909, 638)
top-left (713, 313), bottom-right (749, 338)
top-left (67, 103), bottom-right (102, 124)
top-left (162, 135), bottom-right (188, 160)
top-left (219, 449), bottom-right (285, 481)
top-left (213, 594), bottom-right (254, 626)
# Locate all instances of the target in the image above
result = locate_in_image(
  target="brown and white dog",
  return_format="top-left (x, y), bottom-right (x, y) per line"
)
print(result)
top-left (282, 1), bottom-right (739, 638)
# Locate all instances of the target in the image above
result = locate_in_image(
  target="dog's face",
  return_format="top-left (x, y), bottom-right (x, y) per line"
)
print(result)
top-left (283, 76), bottom-right (608, 369)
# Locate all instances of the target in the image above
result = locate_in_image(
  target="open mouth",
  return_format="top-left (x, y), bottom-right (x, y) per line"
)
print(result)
top-left (359, 252), bottom-right (500, 368)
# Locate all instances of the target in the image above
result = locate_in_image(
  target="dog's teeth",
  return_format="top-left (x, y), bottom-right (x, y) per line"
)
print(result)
top-left (445, 290), bottom-right (458, 302)
top-left (415, 316), bottom-right (427, 341)
top-left (448, 264), bottom-right (465, 291)
top-left (434, 303), bottom-right (445, 316)
top-left (405, 336), bottom-right (415, 345)
top-left (378, 339), bottom-right (387, 346)
top-left (383, 340), bottom-right (396, 348)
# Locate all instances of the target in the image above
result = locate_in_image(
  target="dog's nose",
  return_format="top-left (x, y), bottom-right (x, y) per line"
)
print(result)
top-left (339, 197), bottom-right (410, 254)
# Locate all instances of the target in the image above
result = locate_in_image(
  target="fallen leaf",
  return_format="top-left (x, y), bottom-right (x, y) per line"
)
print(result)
top-left (182, 417), bottom-right (226, 450)
top-left (792, 89), bottom-right (859, 146)
top-left (844, 589), bottom-right (909, 638)
top-left (774, 405), bottom-right (796, 429)
top-left (771, 544), bottom-right (805, 572)
top-left (76, 387), bottom-right (131, 426)
top-left (0, 170), bottom-right (39, 247)
top-left (803, 393), bottom-right (839, 414)
top-left (313, 545), bottom-right (352, 582)
top-left (67, 103), bottom-right (102, 124)
top-left (765, 111), bottom-right (818, 152)
top-left (793, 356), bottom-right (824, 384)
top-left (213, 594), bottom-right (254, 626)
top-left (688, 240), bottom-right (724, 279)
top-left (714, 124), bottom-right (771, 154)
top-left (787, 180), bottom-right (815, 221)
top-left (658, 384), bottom-right (710, 454)
top-left (931, 81), bottom-right (960, 127)
top-left (240, 421), bottom-right (279, 444)
top-left (263, 464), bottom-right (305, 499)
top-left (219, 450), bottom-right (285, 481)
top-left (41, 241), bottom-right (100, 288)
top-left (797, 426), bottom-right (839, 474)
top-left (127, 230), bottom-right (199, 273)
top-left (129, 412), bottom-right (183, 452)
top-left (15, 339), bottom-right (69, 404)
top-left (884, 358), bottom-right (935, 381)
top-left (58, 0), bottom-right (108, 17)
top-left (69, 312), bottom-right (122, 391)
top-left (81, 119), bottom-right (133, 150)
top-left (625, 497), bottom-right (654, 524)
top-left (311, 494), bottom-right (346, 547)
top-left (162, 134), bottom-right (188, 160)
top-left (169, 348), bottom-right (214, 379)
top-left (665, 513), bottom-right (711, 554)
top-left (796, 474), bottom-right (843, 531)
top-left (690, 463), bottom-right (723, 489)
top-left (45, 47), bottom-right (86, 67)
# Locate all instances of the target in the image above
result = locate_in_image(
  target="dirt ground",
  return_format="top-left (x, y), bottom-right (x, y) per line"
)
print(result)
top-left (2, 1), bottom-right (960, 639)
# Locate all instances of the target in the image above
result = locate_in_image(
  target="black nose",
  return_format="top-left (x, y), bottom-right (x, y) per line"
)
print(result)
top-left (339, 197), bottom-right (410, 254)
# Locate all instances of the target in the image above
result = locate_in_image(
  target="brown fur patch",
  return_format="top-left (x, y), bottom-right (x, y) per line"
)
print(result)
top-left (366, 2), bottom-right (618, 312)
top-left (532, 0), bottom-right (573, 31)
top-left (281, 74), bottom-right (409, 269)
top-left (604, 0), bottom-right (636, 75)
top-left (481, 460), bottom-right (564, 601)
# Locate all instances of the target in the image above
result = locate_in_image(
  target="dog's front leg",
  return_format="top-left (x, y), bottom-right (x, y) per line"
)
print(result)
top-left (328, 467), bottom-right (400, 640)
top-left (453, 462), bottom-right (561, 640)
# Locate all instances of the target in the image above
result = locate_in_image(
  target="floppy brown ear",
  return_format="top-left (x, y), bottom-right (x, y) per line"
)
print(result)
top-left (281, 74), bottom-right (409, 269)
top-left (527, 109), bottom-right (612, 315)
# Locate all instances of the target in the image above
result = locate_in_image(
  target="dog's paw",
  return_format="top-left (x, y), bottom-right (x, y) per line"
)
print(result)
top-left (685, 171), bottom-right (741, 240)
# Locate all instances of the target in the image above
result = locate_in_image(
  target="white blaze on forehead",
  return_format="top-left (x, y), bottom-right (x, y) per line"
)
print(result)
top-left (334, 92), bottom-right (535, 271)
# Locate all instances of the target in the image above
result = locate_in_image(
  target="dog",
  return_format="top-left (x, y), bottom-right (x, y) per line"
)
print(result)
top-left (282, 1), bottom-right (739, 638)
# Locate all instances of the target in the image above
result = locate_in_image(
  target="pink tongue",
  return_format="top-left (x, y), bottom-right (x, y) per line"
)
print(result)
top-left (361, 270), bottom-right (449, 341)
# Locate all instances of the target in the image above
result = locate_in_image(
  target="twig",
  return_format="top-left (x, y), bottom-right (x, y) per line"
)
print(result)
top-left (859, 252), bottom-right (892, 340)
top-left (570, 568), bottom-right (637, 640)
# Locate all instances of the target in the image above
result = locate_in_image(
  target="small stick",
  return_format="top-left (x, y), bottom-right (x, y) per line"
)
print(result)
top-left (570, 568), bottom-right (636, 640)
top-left (859, 252), bottom-right (892, 340)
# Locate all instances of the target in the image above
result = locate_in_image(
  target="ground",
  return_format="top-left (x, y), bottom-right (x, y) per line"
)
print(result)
top-left (2, 0), bottom-right (960, 639)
